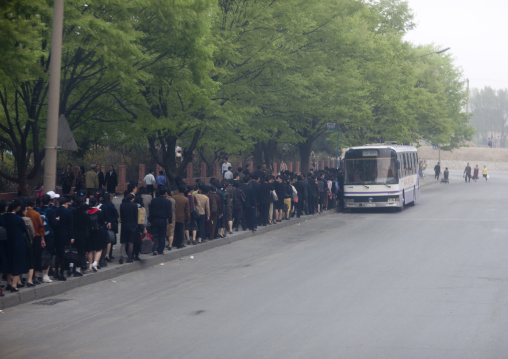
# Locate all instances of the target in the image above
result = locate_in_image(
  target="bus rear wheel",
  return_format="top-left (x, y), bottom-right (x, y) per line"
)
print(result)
top-left (410, 186), bottom-right (416, 206)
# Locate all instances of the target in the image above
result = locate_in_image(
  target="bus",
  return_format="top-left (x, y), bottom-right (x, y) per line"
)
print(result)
top-left (343, 144), bottom-right (419, 210)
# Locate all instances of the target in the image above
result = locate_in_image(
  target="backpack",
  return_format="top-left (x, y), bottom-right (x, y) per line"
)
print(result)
top-left (88, 212), bottom-right (100, 232)
top-left (137, 207), bottom-right (146, 225)
top-left (37, 207), bottom-right (52, 237)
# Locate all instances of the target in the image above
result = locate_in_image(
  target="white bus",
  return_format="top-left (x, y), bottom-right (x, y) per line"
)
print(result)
top-left (343, 144), bottom-right (419, 210)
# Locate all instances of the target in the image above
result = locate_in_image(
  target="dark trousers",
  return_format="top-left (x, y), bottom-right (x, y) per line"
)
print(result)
top-left (259, 203), bottom-right (270, 225)
top-left (210, 216), bottom-right (218, 239)
top-left (303, 196), bottom-right (309, 215)
top-left (197, 215), bottom-right (206, 240)
top-left (62, 185), bottom-right (72, 195)
top-left (147, 184), bottom-right (154, 197)
top-left (308, 195), bottom-right (315, 214)
top-left (151, 219), bottom-right (167, 254)
top-left (245, 207), bottom-right (256, 230)
top-left (241, 206), bottom-right (250, 230)
top-left (296, 201), bottom-right (303, 217)
top-left (174, 222), bottom-right (185, 248)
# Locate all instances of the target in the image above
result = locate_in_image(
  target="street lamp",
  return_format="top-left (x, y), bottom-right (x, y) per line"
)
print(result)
top-left (421, 47), bottom-right (450, 168)
top-left (420, 47), bottom-right (451, 58)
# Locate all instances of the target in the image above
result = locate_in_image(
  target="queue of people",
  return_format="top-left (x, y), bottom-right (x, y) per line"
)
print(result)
top-left (0, 164), bottom-right (343, 297)
top-left (0, 189), bottom-right (119, 297)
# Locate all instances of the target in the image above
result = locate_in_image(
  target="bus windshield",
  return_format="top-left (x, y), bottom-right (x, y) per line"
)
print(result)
top-left (344, 149), bottom-right (398, 185)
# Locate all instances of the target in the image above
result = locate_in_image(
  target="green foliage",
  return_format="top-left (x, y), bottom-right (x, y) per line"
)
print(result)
top-left (0, 0), bottom-right (474, 191)
top-left (469, 87), bottom-right (507, 146)
top-left (411, 46), bottom-right (474, 149)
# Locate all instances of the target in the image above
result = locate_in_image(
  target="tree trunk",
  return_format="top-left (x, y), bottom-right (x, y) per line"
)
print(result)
top-left (264, 140), bottom-right (277, 165)
top-left (298, 138), bottom-right (313, 175)
top-left (148, 128), bottom-right (201, 185)
top-left (252, 142), bottom-right (263, 169)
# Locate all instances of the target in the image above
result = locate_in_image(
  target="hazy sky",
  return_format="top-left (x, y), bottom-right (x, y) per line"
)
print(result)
top-left (403, 0), bottom-right (508, 90)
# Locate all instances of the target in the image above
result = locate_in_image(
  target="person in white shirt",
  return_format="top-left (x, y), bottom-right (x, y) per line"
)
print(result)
top-left (222, 157), bottom-right (232, 178)
top-left (279, 160), bottom-right (288, 173)
top-left (224, 166), bottom-right (233, 180)
top-left (144, 169), bottom-right (156, 197)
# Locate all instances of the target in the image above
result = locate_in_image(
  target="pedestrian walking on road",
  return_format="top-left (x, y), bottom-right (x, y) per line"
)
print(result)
top-left (434, 162), bottom-right (441, 180)
top-left (473, 165), bottom-right (479, 182)
top-left (482, 165), bottom-right (488, 181)
top-left (463, 163), bottom-right (472, 183)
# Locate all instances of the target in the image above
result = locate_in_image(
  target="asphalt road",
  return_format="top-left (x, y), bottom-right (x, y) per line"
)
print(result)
top-left (1, 170), bottom-right (508, 359)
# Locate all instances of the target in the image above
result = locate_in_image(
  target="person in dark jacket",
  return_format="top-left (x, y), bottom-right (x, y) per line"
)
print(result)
top-left (240, 176), bottom-right (256, 231)
top-left (232, 181), bottom-right (244, 231)
top-left (97, 164), bottom-right (105, 189)
top-left (149, 187), bottom-right (172, 255)
top-left (250, 173), bottom-right (260, 230)
top-left (74, 166), bottom-right (86, 194)
top-left (72, 197), bottom-right (88, 276)
top-left (259, 176), bottom-right (273, 226)
top-left (60, 163), bottom-right (75, 195)
top-left (3, 199), bottom-right (30, 292)
top-left (99, 190), bottom-right (119, 264)
top-left (307, 174), bottom-right (317, 214)
top-left (86, 197), bottom-right (106, 272)
top-left (294, 176), bottom-right (305, 218)
top-left (36, 195), bottom-right (58, 282)
top-left (53, 197), bottom-right (75, 281)
top-left (119, 194), bottom-right (138, 263)
top-left (104, 165), bottom-right (118, 198)
top-left (273, 176), bottom-right (285, 222)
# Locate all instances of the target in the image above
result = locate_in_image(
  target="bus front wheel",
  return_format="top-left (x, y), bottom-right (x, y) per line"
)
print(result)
top-left (398, 192), bottom-right (405, 212)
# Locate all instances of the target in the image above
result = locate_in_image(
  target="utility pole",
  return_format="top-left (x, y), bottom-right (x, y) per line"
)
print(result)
top-left (43, 0), bottom-right (64, 192)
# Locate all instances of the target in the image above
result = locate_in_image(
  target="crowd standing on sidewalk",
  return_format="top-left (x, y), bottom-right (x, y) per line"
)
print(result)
top-left (0, 162), bottom-right (344, 297)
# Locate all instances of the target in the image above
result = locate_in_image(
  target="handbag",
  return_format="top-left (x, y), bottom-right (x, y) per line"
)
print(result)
top-left (107, 229), bottom-right (117, 245)
top-left (191, 196), bottom-right (200, 220)
top-left (63, 245), bottom-right (80, 264)
top-left (191, 208), bottom-right (200, 221)
top-left (140, 233), bottom-right (154, 254)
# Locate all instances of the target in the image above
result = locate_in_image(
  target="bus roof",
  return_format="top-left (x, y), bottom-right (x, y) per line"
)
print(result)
top-left (346, 144), bottom-right (417, 152)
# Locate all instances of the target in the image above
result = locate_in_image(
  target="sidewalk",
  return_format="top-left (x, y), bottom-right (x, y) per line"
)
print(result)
top-left (0, 177), bottom-right (438, 309)
top-left (0, 209), bottom-right (335, 309)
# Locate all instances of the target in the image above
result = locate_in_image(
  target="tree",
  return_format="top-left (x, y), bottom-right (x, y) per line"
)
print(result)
top-left (131, 0), bottom-right (219, 183)
top-left (411, 46), bottom-right (474, 150)
top-left (469, 87), bottom-right (508, 147)
top-left (0, 0), bottom-right (145, 194)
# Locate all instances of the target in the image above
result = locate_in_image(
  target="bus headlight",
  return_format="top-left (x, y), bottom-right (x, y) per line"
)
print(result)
top-left (387, 197), bottom-right (399, 202)
top-left (345, 198), bottom-right (354, 203)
